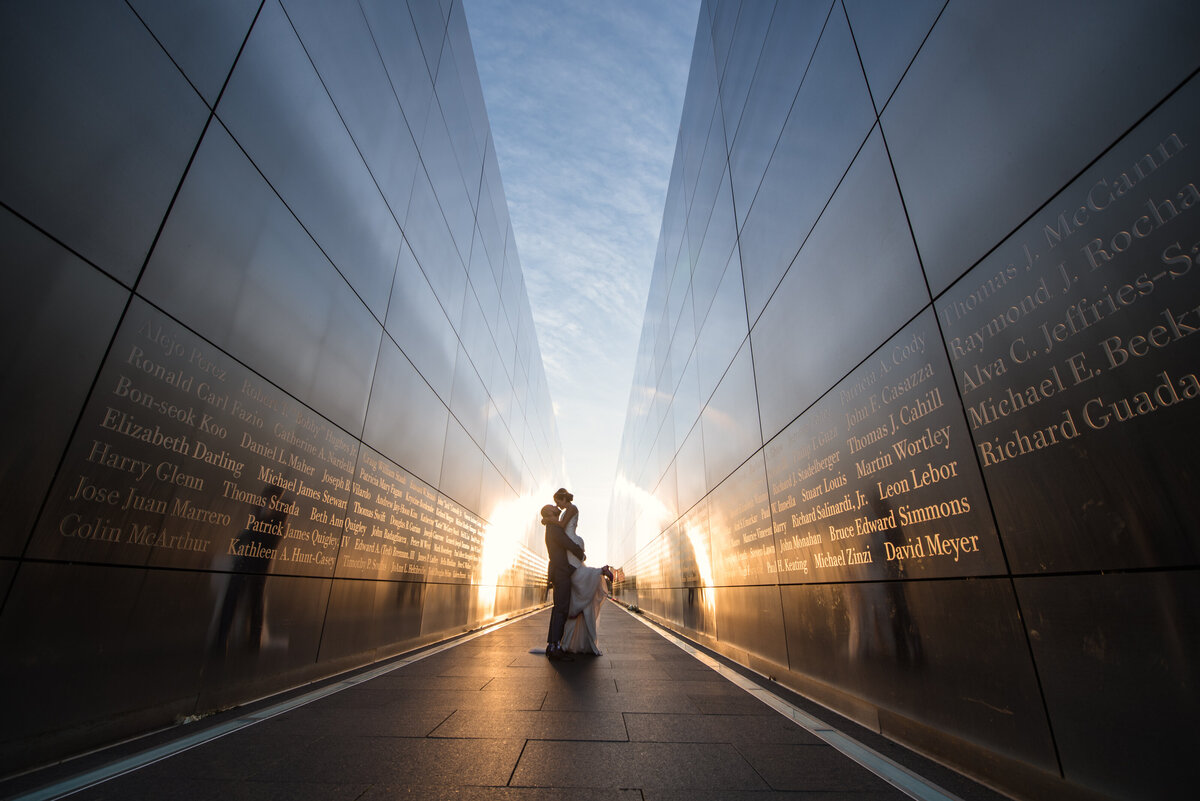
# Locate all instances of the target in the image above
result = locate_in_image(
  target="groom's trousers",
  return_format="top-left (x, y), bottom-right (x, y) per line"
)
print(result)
top-left (547, 564), bottom-right (574, 644)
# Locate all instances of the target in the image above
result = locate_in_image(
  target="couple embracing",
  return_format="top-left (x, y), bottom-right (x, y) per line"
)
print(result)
top-left (543, 487), bottom-right (612, 661)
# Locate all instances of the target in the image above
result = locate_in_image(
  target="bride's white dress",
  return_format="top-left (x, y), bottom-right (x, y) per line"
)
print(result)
top-left (559, 510), bottom-right (608, 654)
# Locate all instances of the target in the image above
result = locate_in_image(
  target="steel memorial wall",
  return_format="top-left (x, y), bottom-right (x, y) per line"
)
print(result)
top-left (609, 2), bottom-right (1199, 800)
top-left (0, 0), bottom-right (562, 776)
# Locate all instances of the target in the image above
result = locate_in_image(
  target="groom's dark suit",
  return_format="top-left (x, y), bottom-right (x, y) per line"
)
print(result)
top-left (545, 517), bottom-right (585, 648)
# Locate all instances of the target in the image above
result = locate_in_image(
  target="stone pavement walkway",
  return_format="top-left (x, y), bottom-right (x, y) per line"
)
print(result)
top-left (4, 601), bottom-right (1007, 800)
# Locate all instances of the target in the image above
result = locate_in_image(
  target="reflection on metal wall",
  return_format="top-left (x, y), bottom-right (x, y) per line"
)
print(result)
top-left (0, 0), bottom-right (560, 776)
top-left (609, 2), bottom-right (1200, 799)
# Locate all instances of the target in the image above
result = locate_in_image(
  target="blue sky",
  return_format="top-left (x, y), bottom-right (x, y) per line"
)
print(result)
top-left (464, 0), bottom-right (699, 560)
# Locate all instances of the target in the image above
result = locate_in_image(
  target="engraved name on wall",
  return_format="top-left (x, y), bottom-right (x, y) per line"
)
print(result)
top-left (30, 301), bottom-right (486, 582)
top-left (765, 310), bottom-right (1004, 582)
top-left (338, 447), bottom-right (483, 583)
top-left (937, 78), bottom-right (1200, 571)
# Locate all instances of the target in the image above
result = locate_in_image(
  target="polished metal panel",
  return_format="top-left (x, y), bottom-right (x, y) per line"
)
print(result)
top-left (700, 341), bottom-right (762, 491)
top-left (449, 344), bottom-right (491, 448)
top-left (652, 302), bottom-right (672, 387)
top-left (613, 3), bottom-right (1200, 798)
top-left (316, 578), bottom-right (386, 664)
top-left (457, 282), bottom-right (493, 389)
top-left (479, 460), bottom-right (515, 522)
top-left (483, 414), bottom-right (519, 492)
top-left (884, 0), bottom-right (1200, 294)
top-left (363, 337), bottom-right (450, 484)
top-left (436, 31), bottom-right (485, 208)
top-left (690, 169), bottom-right (738, 326)
top-left (752, 128), bottom-right (927, 441)
top-left (488, 360), bottom-right (517, 447)
top-left (764, 309), bottom-right (1005, 584)
top-left (713, 584), bottom-right (788, 666)
top-left (0, 0), bottom-right (208, 284)
top-left (217, 0), bottom-right (403, 321)
top-left (668, 288), bottom-right (697, 386)
top-left (674, 502), bottom-right (716, 638)
top-left (420, 99), bottom-right (476, 261)
top-left (778, 579), bottom-right (1056, 769)
top-left (707, 0), bottom-right (738, 79)
top-left (283, 0), bottom-right (423, 226)
top-left (502, 308), bottom-right (523, 388)
top-left (716, 0), bottom-right (775, 141)
top-left (385, 239), bottom-right (460, 403)
top-left (476, 172), bottom-right (504, 276)
top-left (686, 111), bottom-right (728, 269)
top-left (0, 563), bottom-right (14, 609)
top-left (419, 582), bottom-right (475, 640)
top-left (693, 251), bottom-right (748, 406)
top-left (660, 167), bottom-right (688, 288)
top-left (660, 522), bottom-right (686, 600)
top-left (1015, 572), bottom-right (1199, 798)
top-left (438, 417), bottom-right (484, 513)
top-left (678, 12), bottom-right (718, 213)
top-left (656, 462), bottom-right (682, 528)
top-left (665, 241), bottom-right (694, 345)
top-left (359, 0), bottom-right (435, 140)
top-left (446, 3), bottom-right (491, 169)
top-left (130, 0), bottom-right (259, 105)
top-left (727, 0), bottom-right (831, 230)
top-left (937, 75), bottom-right (1200, 573)
top-left (337, 446), bottom-right (483, 586)
top-left (139, 125), bottom-right (381, 434)
top-left (318, 577), bottom-right (426, 665)
top-left (467, 229), bottom-right (503, 341)
top-left (841, 0), bottom-right (943, 111)
top-left (500, 227), bottom-right (526, 321)
top-left (675, 425), bottom-right (708, 516)
top-left (738, 6), bottom-right (876, 325)
top-left (0, 563), bottom-right (207, 770)
top-left (475, 354), bottom-right (504, 442)
top-left (706, 452), bottom-right (774, 587)
top-left (406, 0), bottom-right (448, 82)
top-left (195, 571), bottom-right (334, 710)
top-left (26, 299), bottom-right (351, 576)
top-left (672, 355), bottom-right (703, 452)
top-left (646, 411), bottom-right (671, 490)
top-left (0, 0), bottom-right (561, 776)
top-left (0, 211), bottom-right (129, 556)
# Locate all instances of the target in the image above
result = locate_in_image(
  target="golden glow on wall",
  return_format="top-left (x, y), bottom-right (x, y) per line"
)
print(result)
top-left (476, 490), bottom-right (550, 618)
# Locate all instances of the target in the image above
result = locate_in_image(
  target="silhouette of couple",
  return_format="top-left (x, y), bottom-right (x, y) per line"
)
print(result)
top-left (543, 487), bottom-right (612, 660)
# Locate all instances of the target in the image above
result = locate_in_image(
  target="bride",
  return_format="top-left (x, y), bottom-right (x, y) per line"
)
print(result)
top-left (547, 488), bottom-right (611, 654)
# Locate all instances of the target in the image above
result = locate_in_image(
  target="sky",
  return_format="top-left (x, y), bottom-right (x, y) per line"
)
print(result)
top-left (463, 0), bottom-right (700, 562)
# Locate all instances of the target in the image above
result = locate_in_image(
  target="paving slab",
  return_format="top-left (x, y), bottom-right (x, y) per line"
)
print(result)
top-left (510, 740), bottom-right (769, 790)
top-left (429, 709), bottom-right (629, 741)
top-left (624, 712), bottom-right (824, 745)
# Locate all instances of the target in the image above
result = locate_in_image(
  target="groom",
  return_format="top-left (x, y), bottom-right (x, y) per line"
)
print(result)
top-left (543, 491), bottom-right (584, 661)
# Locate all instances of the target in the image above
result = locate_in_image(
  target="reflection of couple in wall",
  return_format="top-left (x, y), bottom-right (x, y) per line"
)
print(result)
top-left (542, 487), bottom-right (613, 660)
top-left (212, 483), bottom-right (291, 657)
top-left (845, 494), bottom-right (922, 667)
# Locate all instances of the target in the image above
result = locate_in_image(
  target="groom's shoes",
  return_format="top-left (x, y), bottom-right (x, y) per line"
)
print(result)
top-left (546, 644), bottom-right (574, 662)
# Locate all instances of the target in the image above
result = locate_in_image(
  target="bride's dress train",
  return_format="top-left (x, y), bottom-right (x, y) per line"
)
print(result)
top-left (558, 510), bottom-right (608, 654)
top-left (561, 563), bottom-right (608, 654)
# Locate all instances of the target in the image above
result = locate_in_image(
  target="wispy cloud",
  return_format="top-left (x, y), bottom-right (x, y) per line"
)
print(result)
top-left (464, 0), bottom-right (698, 554)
